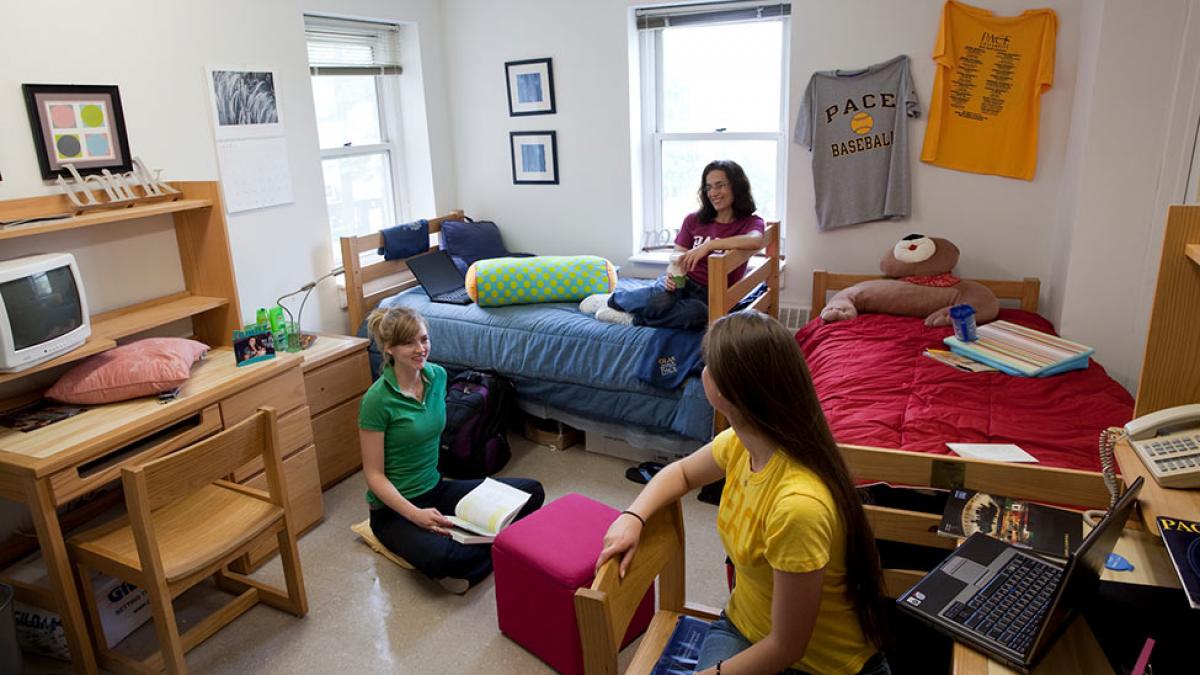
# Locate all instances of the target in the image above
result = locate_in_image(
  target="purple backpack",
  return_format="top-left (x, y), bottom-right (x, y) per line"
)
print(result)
top-left (439, 370), bottom-right (515, 478)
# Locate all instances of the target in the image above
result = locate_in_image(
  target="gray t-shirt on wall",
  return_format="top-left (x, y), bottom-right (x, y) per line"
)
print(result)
top-left (795, 55), bottom-right (921, 230)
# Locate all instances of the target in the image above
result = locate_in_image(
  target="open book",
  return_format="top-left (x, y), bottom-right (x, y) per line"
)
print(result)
top-left (446, 478), bottom-right (532, 545)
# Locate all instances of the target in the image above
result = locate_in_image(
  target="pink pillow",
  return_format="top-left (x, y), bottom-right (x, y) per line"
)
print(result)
top-left (46, 338), bottom-right (210, 405)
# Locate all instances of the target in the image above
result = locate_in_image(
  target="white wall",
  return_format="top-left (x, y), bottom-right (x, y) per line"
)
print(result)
top-left (1055, 0), bottom-right (1200, 391)
top-left (0, 0), bottom-right (455, 339)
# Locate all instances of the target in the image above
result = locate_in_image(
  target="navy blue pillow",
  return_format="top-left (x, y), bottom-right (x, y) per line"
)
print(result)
top-left (377, 219), bottom-right (429, 261)
top-left (441, 220), bottom-right (510, 270)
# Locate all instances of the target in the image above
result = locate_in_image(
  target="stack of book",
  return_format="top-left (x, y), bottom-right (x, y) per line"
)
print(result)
top-left (944, 320), bottom-right (1094, 377)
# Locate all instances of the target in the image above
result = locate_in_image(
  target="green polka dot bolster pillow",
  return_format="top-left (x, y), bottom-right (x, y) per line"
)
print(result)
top-left (465, 256), bottom-right (617, 307)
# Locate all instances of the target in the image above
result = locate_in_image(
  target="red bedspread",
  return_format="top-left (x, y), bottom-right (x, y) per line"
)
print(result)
top-left (794, 310), bottom-right (1134, 472)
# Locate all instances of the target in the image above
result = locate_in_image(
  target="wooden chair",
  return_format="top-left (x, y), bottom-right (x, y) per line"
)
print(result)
top-left (574, 501), bottom-right (720, 675)
top-left (67, 407), bottom-right (308, 674)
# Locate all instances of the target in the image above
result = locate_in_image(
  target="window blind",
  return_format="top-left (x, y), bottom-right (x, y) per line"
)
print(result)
top-left (304, 15), bottom-right (402, 76)
top-left (636, 1), bottom-right (790, 30)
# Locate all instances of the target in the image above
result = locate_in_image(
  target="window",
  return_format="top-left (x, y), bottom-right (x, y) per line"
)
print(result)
top-left (306, 16), bottom-right (405, 263)
top-left (635, 2), bottom-right (790, 253)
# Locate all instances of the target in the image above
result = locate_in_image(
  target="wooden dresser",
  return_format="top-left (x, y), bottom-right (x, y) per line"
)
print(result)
top-left (298, 334), bottom-right (371, 490)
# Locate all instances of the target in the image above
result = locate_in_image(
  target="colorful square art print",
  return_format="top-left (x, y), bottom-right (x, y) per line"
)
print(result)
top-left (22, 84), bottom-right (132, 180)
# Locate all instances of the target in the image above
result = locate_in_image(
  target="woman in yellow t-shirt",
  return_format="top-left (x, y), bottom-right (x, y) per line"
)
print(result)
top-left (597, 312), bottom-right (889, 675)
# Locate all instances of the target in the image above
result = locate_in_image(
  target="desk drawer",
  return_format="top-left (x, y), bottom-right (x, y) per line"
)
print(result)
top-left (50, 405), bottom-right (223, 504)
top-left (313, 395), bottom-right (364, 489)
top-left (234, 444), bottom-right (324, 571)
top-left (305, 351), bottom-right (371, 415)
top-left (220, 365), bottom-right (306, 425)
top-left (231, 405), bottom-right (314, 483)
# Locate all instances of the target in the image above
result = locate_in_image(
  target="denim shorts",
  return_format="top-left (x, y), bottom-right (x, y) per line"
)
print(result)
top-left (695, 613), bottom-right (891, 675)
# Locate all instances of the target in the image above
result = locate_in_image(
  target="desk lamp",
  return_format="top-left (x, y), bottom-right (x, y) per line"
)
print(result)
top-left (276, 265), bottom-right (344, 349)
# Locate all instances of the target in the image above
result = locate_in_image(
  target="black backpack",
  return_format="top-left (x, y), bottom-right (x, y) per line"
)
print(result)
top-left (439, 370), bottom-right (515, 478)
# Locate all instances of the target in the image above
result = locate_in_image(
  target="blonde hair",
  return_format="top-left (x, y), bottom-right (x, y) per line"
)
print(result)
top-left (366, 306), bottom-right (426, 367)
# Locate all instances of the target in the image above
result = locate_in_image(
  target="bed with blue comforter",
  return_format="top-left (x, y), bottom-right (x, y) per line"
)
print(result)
top-left (371, 279), bottom-right (713, 442)
top-left (342, 214), bottom-right (783, 446)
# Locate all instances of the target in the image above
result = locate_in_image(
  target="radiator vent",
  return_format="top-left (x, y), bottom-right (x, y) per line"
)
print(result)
top-left (778, 305), bottom-right (808, 330)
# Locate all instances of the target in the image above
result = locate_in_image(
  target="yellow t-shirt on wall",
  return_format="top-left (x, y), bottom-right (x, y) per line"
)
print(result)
top-left (711, 428), bottom-right (873, 675)
top-left (920, 0), bottom-right (1058, 180)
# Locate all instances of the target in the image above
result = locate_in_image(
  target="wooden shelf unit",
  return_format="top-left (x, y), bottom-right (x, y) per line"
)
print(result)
top-left (0, 181), bottom-right (241, 389)
top-left (1134, 204), bottom-right (1200, 417)
top-left (0, 197), bottom-right (213, 241)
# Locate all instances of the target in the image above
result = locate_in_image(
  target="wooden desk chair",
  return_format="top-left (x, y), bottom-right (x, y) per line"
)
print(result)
top-left (574, 501), bottom-right (720, 675)
top-left (67, 407), bottom-right (308, 674)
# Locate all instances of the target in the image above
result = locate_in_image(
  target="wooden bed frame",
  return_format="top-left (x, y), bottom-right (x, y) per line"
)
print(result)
top-left (341, 211), bottom-right (785, 336)
top-left (810, 270), bottom-right (1115, 595)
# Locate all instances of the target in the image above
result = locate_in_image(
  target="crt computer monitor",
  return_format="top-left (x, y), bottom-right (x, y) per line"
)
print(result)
top-left (0, 252), bottom-right (91, 372)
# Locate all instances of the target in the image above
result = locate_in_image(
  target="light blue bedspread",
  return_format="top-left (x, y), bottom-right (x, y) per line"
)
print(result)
top-left (376, 279), bottom-right (713, 441)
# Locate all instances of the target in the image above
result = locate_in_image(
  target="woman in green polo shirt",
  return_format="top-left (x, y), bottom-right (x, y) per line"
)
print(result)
top-left (361, 306), bottom-right (544, 593)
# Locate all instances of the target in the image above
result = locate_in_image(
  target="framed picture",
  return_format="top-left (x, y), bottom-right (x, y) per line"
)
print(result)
top-left (505, 58), bottom-right (556, 116)
top-left (22, 84), bottom-right (132, 180)
top-left (510, 131), bottom-right (559, 185)
top-left (206, 66), bottom-right (283, 139)
top-left (233, 326), bottom-right (276, 367)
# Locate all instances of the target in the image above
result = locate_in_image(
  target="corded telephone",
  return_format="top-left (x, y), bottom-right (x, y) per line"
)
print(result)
top-left (1100, 404), bottom-right (1200, 497)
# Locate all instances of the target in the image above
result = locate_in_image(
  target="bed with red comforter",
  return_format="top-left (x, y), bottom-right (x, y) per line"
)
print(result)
top-left (794, 309), bottom-right (1134, 472)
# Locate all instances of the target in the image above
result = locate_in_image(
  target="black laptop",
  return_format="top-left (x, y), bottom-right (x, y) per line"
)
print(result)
top-left (406, 249), bottom-right (471, 305)
top-left (897, 476), bottom-right (1144, 673)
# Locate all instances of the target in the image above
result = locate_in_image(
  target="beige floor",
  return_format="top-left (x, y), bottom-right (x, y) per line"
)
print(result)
top-left (25, 434), bottom-right (729, 674)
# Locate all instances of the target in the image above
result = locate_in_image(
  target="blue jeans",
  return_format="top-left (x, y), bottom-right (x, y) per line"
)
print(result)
top-left (609, 278), bottom-right (709, 330)
top-left (369, 477), bottom-right (544, 585)
top-left (696, 613), bottom-right (891, 675)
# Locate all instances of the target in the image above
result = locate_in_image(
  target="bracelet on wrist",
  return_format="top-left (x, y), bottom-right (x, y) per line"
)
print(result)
top-left (715, 659), bottom-right (723, 675)
top-left (620, 510), bottom-right (646, 526)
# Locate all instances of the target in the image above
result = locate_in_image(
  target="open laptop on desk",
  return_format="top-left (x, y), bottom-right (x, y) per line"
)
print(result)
top-left (897, 476), bottom-right (1144, 674)
top-left (406, 249), bottom-right (472, 305)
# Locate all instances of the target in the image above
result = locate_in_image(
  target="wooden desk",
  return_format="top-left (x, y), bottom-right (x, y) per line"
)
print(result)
top-left (0, 349), bottom-right (318, 673)
top-left (1114, 437), bottom-right (1200, 530)
top-left (952, 522), bottom-right (1180, 674)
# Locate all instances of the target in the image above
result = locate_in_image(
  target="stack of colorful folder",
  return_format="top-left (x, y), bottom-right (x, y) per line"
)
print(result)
top-left (944, 320), bottom-right (1094, 377)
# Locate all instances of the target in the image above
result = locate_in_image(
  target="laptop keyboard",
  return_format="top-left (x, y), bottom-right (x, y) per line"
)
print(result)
top-left (942, 555), bottom-right (1063, 655)
top-left (433, 289), bottom-right (470, 303)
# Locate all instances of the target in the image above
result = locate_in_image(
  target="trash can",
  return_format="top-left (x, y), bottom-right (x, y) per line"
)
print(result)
top-left (0, 583), bottom-right (21, 674)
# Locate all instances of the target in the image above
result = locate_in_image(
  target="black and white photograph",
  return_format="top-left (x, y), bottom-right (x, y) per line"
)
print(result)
top-left (206, 66), bottom-right (284, 139)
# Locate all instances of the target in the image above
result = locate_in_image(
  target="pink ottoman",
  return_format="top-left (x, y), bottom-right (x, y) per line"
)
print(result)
top-left (493, 493), bottom-right (654, 674)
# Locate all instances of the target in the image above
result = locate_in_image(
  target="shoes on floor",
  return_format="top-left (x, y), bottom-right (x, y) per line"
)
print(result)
top-left (624, 461), bottom-right (665, 485)
top-left (579, 293), bottom-right (612, 315)
top-left (595, 307), bottom-right (634, 326)
top-left (437, 576), bottom-right (470, 595)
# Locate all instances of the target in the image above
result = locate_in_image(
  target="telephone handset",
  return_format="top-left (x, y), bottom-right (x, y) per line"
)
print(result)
top-left (1100, 404), bottom-right (1200, 496)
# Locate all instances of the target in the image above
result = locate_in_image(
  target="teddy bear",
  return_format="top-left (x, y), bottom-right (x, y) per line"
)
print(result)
top-left (820, 234), bottom-right (999, 327)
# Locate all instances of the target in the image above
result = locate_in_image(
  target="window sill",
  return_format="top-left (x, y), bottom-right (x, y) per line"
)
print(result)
top-left (627, 250), bottom-right (672, 266)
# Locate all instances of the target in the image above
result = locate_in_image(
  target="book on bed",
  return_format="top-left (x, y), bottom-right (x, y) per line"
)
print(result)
top-left (944, 319), bottom-right (1094, 377)
top-left (445, 478), bottom-right (532, 545)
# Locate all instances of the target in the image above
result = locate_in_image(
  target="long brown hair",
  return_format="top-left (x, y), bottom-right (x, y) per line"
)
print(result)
top-left (702, 311), bottom-right (887, 649)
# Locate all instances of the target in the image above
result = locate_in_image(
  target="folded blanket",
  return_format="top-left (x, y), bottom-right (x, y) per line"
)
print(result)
top-left (378, 219), bottom-right (429, 260)
top-left (637, 328), bottom-right (704, 390)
